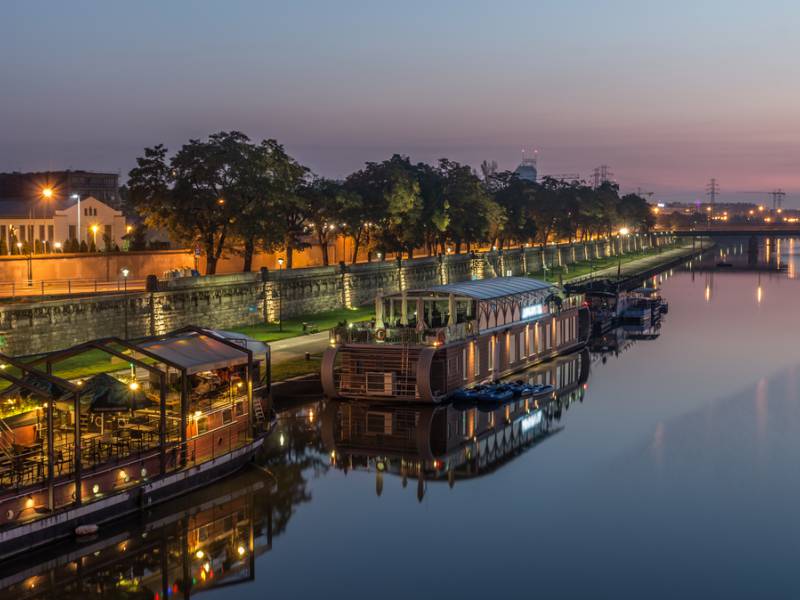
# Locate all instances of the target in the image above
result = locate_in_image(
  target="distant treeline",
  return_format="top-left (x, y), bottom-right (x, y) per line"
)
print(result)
top-left (127, 131), bottom-right (654, 274)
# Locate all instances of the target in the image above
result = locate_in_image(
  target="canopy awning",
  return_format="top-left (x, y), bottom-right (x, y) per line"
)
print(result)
top-left (80, 372), bottom-right (157, 412)
top-left (135, 331), bottom-right (252, 374)
top-left (397, 277), bottom-right (553, 301)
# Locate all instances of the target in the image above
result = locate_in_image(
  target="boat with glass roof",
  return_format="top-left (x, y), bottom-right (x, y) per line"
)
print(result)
top-left (322, 276), bottom-right (590, 402)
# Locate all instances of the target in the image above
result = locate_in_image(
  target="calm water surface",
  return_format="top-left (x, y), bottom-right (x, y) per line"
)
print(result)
top-left (7, 238), bottom-right (800, 599)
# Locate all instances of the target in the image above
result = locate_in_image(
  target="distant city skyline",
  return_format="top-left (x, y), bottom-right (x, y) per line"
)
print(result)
top-left (4, 0), bottom-right (800, 205)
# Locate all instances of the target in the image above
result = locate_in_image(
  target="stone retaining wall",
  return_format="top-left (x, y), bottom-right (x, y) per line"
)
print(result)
top-left (0, 236), bottom-right (673, 356)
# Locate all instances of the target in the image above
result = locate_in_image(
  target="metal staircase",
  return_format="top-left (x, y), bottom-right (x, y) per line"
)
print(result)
top-left (0, 418), bottom-right (16, 461)
top-left (253, 398), bottom-right (266, 424)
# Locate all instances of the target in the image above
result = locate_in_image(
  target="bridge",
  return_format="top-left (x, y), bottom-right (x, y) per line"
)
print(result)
top-left (663, 225), bottom-right (800, 237)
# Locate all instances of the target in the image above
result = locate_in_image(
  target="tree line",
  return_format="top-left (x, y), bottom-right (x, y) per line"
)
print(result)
top-left (128, 131), bottom-right (654, 274)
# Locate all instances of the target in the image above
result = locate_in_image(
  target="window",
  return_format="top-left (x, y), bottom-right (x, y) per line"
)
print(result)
top-left (528, 326), bottom-right (535, 357)
top-left (68, 225), bottom-right (76, 240)
top-left (222, 408), bottom-right (233, 424)
top-left (462, 348), bottom-right (468, 381)
top-left (38, 225), bottom-right (45, 241)
top-left (509, 333), bottom-right (516, 363)
top-left (47, 225), bottom-right (54, 241)
top-left (197, 417), bottom-right (209, 435)
top-left (488, 337), bottom-right (494, 371)
top-left (105, 224), bottom-right (112, 241)
top-left (519, 333), bottom-right (525, 361)
top-left (19, 227), bottom-right (25, 242)
top-left (474, 343), bottom-right (480, 377)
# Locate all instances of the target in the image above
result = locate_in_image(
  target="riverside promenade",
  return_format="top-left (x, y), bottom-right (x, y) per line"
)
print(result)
top-left (566, 243), bottom-right (705, 288)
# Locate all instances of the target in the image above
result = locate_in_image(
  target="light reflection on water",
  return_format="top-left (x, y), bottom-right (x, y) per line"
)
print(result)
top-left (6, 238), bottom-right (800, 599)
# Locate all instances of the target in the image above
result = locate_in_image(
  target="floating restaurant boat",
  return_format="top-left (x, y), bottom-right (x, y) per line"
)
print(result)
top-left (0, 326), bottom-right (272, 560)
top-left (322, 277), bottom-right (590, 402)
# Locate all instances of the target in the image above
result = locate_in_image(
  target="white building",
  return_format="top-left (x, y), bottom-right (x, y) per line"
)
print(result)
top-left (0, 195), bottom-right (127, 253)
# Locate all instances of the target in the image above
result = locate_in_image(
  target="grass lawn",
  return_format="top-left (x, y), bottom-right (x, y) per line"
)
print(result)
top-left (271, 356), bottom-right (321, 382)
top-left (231, 305), bottom-right (373, 343)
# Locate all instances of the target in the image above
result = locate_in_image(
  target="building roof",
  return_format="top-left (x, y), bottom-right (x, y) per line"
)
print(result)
top-left (0, 195), bottom-right (114, 218)
top-left (135, 331), bottom-right (254, 374)
top-left (410, 276), bottom-right (552, 300)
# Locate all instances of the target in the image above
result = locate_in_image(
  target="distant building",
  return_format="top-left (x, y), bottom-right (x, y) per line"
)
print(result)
top-left (0, 170), bottom-right (121, 209)
top-left (514, 157), bottom-right (538, 182)
top-left (0, 195), bottom-right (127, 253)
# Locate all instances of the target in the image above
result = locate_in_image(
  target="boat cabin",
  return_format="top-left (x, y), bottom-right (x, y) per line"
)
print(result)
top-left (0, 326), bottom-right (271, 537)
top-left (323, 276), bottom-right (590, 402)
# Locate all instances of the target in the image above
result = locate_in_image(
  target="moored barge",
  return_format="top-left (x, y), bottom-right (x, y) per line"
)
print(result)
top-left (322, 276), bottom-right (590, 402)
top-left (0, 326), bottom-right (272, 560)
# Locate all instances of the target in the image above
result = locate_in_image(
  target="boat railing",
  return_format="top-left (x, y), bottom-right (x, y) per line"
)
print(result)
top-left (331, 321), bottom-right (473, 346)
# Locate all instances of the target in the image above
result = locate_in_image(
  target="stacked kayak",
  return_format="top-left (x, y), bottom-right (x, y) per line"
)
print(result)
top-left (451, 381), bottom-right (555, 407)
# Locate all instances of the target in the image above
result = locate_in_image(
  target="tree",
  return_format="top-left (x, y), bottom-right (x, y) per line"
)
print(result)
top-left (347, 155), bottom-right (422, 259)
top-left (491, 171), bottom-right (536, 248)
top-left (128, 132), bottom-right (253, 275)
top-left (530, 177), bottom-right (565, 249)
top-left (437, 159), bottom-right (492, 253)
top-left (300, 178), bottom-right (356, 266)
top-left (226, 139), bottom-right (308, 271)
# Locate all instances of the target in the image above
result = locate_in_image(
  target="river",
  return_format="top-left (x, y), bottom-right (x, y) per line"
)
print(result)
top-left (4, 237), bottom-right (800, 599)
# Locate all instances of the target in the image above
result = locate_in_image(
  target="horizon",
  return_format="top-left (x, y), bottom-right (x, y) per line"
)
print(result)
top-left (4, 1), bottom-right (800, 205)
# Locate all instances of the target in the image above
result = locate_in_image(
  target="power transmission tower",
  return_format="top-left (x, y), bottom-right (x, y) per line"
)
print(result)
top-left (592, 165), bottom-right (614, 188)
top-left (771, 189), bottom-right (785, 211)
top-left (706, 178), bottom-right (720, 213)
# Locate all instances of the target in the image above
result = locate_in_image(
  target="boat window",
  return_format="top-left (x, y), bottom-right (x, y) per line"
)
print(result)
top-left (222, 408), bottom-right (233, 424)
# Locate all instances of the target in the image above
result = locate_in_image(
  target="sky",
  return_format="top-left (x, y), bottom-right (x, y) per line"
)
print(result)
top-left (3, 0), bottom-right (800, 204)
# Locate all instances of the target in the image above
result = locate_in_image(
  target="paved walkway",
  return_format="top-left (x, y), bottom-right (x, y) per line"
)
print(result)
top-left (566, 244), bottom-right (700, 284)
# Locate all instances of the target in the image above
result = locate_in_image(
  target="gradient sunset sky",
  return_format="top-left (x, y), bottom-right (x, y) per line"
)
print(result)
top-left (3, 0), bottom-right (800, 204)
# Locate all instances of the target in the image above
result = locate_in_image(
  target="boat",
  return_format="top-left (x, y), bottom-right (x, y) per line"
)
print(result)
top-left (0, 326), bottom-right (274, 560)
top-left (476, 384), bottom-right (515, 404)
top-left (621, 287), bottom-right (666, 324)
top-left (322, 277), bottom-right (591, 403)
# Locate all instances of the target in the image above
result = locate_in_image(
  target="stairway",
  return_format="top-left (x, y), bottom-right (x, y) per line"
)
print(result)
top-left (253, 398), bottom-right (266, 424)
top-left (0, 418), bottom-right (15, 461)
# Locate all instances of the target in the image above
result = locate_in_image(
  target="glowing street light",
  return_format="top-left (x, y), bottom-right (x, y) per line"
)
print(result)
top-left (90, 224), bottom-right (99, 248)
top-left (41, 187), bottom-right (53, 200)
top-left (121, 268), bottom-right (130, 338)
top-left (277, 257), bottom-right (284, 332)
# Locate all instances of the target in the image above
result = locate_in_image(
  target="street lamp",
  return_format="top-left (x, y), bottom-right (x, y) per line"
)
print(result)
top-left (121, 268), bottom-right (130, 339)
top-left (90, 224), bottom-right (99, 249)
top-left (617, 227), bottom-right (630, 281)
top-left (71, 194), bottom-right (81, 245)
top-left (54, 242), bottom-right (62, 253)
top-left (277, 257), bottom-right (284, 332)
top-left (17, 242), bottom-right (31, 286)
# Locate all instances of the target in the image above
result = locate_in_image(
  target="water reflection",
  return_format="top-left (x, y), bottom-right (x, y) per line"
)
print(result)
top-left (0, 470), bottom-right (272, 599)
top-left (320, 350), bottom-right (590, 499)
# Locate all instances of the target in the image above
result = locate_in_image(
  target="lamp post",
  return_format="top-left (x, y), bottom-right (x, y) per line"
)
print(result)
top-left (71, 194), bottom-right (81, 245)
top-left (90, 224), bottom-right (99, 250)
top-left (17, 242), bottom-right (31, 286)
top-left (121, 268), bottom-right (130, 339)
top-left (616, 227), bottom-right (630, 282)
top-left (54, 242), bottom-right (62, 253)
top-left (277, 258), bottom-right (284, 332)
